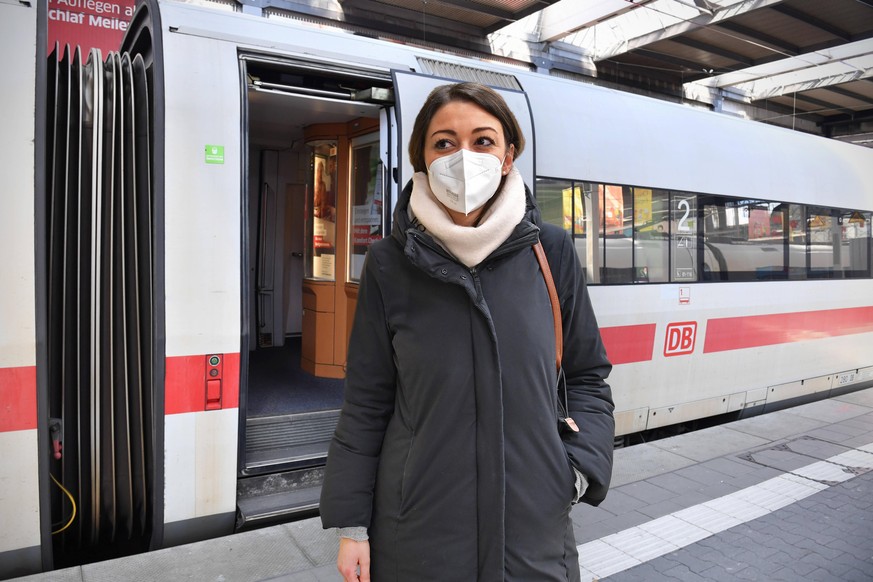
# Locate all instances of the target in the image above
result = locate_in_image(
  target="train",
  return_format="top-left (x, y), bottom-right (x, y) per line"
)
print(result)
top-left (1, 0), bottom-right (872, 577)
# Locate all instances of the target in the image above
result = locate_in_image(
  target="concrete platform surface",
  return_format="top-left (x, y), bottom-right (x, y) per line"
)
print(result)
top-left (10, 387), bottom-right (873, 582)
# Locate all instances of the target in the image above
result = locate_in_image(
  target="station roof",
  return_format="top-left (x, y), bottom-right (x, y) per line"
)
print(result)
top-left (245, 0), bottom-right (873, 146)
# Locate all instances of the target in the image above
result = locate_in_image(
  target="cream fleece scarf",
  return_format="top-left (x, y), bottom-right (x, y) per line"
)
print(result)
top-left (409, 166), bottom-right (527, 268)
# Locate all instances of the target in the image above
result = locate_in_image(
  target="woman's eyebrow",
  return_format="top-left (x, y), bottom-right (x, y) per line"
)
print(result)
top-left (430, 128), bottom-right (457, 138)
top-left (430, 126), bottom-right (498, 138)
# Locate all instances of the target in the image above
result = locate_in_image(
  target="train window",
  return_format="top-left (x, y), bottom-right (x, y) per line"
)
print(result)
top-left (538, 178), bottom-right (871, 285)
top-left (808, 208), bottom-right (873, 279)
top-left (787, 204), bottom-right (807, 279)
top-left (808, 210), bottom-right (839, 278)
top-left (841, 210), bottom-right (872, 278)
top-left (670, 193), bottom-right (698, 282)
top-left (599, 185), bottom-right (634, 284)
top-left (536, 177), bottom-right (587, 271)
top-left (702, 198), bottom-right (786, 281)
top-left (348, 133), bottom-right (383, 282)
top-left (633, 188), bottom-right (670, 283)
top-left (536, 178), bottom-right (572, 233)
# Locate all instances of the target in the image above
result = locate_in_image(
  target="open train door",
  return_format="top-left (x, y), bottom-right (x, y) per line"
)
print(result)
top-left (237, 53), bottom-right (396, 528)
top-left (34, 0), bottom-right (165, 571)
top-left (389, 69), bottom-right (535, 221)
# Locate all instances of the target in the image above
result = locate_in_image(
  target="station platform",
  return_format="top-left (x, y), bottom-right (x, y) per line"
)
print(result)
top-left (11, 386), bottom-right (873, 582)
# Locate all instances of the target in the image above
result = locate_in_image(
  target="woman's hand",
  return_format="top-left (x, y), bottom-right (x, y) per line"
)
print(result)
top-left (337, 538), bottom-right (370, 582)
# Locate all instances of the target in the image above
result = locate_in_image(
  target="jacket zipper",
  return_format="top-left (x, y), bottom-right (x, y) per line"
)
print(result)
top-left (469, 266), bottom-right (483, 305)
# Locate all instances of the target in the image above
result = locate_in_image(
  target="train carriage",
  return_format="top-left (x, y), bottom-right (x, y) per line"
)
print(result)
top-left (1, 0), bottom-right (872, 576)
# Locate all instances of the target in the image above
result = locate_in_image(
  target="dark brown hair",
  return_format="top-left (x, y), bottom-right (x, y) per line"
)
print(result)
top-left (408, 82), bottom-right (526, 173)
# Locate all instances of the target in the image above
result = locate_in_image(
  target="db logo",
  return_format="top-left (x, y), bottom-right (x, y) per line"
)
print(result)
top-left (664, 322), bottom-right (697, 357)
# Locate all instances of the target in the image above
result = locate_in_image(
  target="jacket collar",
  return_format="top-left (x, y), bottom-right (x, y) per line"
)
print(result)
top-left (391, 177), bottom-right (542, 255)
top-left (388, 177), bottom-right (540, 295)
top-left (408, 169), bottom-right (526, 268)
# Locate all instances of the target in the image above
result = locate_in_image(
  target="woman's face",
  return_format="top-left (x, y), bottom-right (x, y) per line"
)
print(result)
top-left (424, 100), bottom-right (514, 176)
top-left (424, 100), bottom-right (515, 225)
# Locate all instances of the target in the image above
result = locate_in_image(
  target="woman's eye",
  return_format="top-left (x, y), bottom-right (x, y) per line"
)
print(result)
top-left (434, 139), bottom-right (454, 150)
top-left (475, 136), bottom-right (496, 147)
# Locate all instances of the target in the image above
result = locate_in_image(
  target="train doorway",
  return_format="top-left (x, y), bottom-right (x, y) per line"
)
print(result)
top-left (238, 55), bottom-right (393, 501)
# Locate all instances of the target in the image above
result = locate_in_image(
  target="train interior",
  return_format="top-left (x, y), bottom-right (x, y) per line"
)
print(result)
top-left (238, 56), bottom-right (392, 525)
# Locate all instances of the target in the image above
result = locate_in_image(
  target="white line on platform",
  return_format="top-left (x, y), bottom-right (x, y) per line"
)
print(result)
top-left (577, 442), bottom-right (873, 581)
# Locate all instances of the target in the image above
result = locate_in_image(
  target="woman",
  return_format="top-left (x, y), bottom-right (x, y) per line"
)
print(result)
top-left (320, 82), bottom-right (614, 582)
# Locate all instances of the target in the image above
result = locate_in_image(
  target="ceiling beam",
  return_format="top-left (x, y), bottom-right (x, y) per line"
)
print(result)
top-left (669, 36), bottom-right (754, 66)
top-left (434, 0), bottom-right (516, 22)
top-left (484, 0), bottom-right (562, 35)
top-left (713, 20), bottom-right (799, 56)
top-left (305, 0), bottom-right (495, 53)
top-left (682, 37), bottom-right (873, 116)
top-left (560, 0), bottom-right (786, 62)
top-left (825, 84), bottom-right (873, 104)
top-left (737, 63), bottom-right (873, 102)
top-left (687, 38), bottom-right (873, 99)
top-left (623, 47), bottom-right (720, 76)
top-left (536, 0), bottom-right (647, 43)
top-left (770, 92), bottom-right (850, 114)
top-left (770, 4), bottom-right (851, 42)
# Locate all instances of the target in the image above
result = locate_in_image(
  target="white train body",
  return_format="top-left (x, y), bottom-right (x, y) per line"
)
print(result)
top-left (1, 0), bottom-right (41, 572)
top-left (2, 0), bottom-right (871, 576)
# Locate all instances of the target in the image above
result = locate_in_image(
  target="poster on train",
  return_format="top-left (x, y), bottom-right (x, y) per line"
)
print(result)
top-left (48, 0), bottom-right (136, 55)
top-left (312, 154), bottom-right (336, 279)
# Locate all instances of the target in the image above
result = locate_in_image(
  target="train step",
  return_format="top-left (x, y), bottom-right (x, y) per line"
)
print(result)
top-left (244, 410), bottom-right (340, 473)
top-left (236, 466), bottom-right (325, 531)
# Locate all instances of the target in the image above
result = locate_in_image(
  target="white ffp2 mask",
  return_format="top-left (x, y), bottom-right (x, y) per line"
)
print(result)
top-left (427, 149), bottom-right (504, 215)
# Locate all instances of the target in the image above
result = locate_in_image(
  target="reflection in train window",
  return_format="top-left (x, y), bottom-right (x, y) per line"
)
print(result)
top-left (598, 185), bottom-right (634, 284)
top-left (634, 188), bottom-right (670, 283)
top-left (537, 178), bottom-right (587, 271)
top-left (841, 210), bottom-right (872, 278)
top-left (702, 198), bottom-right (785, 281)
top-left (537, 178), bottom-right (571, 233)
top-left (787, 204), bottom-right (807, 279)
top-left (808, 209), bottom-right (836, 278)
top-left (808, 208), bottom-right (873, 279)
top-left (537, 176), bottom-right (871, 285)
top-left (348, 134), bottom-right (383, 282)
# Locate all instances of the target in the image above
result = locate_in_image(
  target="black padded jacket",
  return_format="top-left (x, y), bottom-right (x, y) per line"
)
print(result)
top-left (320, 180), bottom-right (614, 581)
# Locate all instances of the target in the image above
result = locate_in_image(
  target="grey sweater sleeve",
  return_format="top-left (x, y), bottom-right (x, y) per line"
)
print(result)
top-left (573, 469), bottom-right (589, 504)
top-left (337, 526), bottom-right (369, 541)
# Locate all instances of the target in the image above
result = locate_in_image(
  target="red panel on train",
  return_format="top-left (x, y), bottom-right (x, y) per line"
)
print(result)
top-left (0, 366), bottom-right (37, 432)
top-left (704, 306), bottom-right (873, 353)
top-left (48, 0), bottom-right (135, 55)
top-left (600, 324), bottom-right (657, 365)
top-left (165, 353), bottom-right (241, 415)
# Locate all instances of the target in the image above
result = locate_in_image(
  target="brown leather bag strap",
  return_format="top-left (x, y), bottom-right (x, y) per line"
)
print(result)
top-left (533, 241), bottom-right (579, 434)
top-left (533, 241), bottom-right (562, 373)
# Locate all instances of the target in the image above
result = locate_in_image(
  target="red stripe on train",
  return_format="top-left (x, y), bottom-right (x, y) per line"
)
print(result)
top-left (600, 324), bottom-right (657, 365)
top-left (0, 366), bottom-right (37, 432)
top-left (165, 353), bottom-right (240, 415)
top-left (704, 306), bottom-right (873, 353)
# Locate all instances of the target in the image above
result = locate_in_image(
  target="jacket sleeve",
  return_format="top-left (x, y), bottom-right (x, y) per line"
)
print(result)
top-left (319, 248), bottom-right (397, 529)
top-left (545, 225), bottom-right (615, 506)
